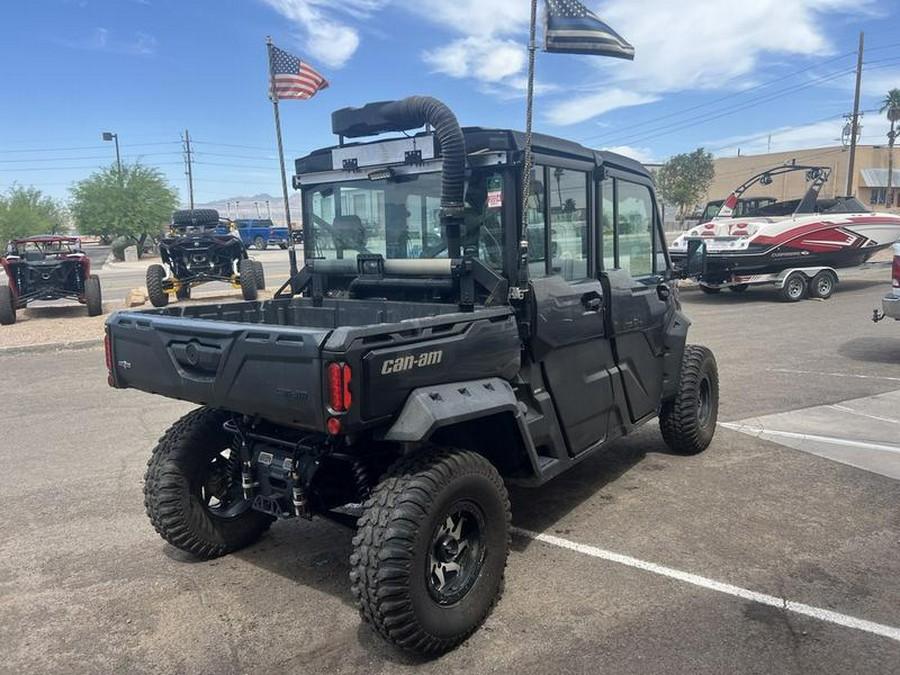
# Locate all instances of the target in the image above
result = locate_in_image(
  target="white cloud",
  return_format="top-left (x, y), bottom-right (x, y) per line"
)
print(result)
top-left (423, 37), bottom-right (525, 83)
top-left (602, 145), bottom-right (657, 164)
top-left (259, 0), bottom-right (388, 67)
top-left (709, 119), bottom-right (853, 156)
top-left (545, 89), bottom-right (659, 125)
top-left (60, 27), bottom-right (156, 55)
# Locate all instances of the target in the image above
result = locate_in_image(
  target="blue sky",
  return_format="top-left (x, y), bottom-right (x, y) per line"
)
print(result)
top-left (2, 0), bottom-right (900, 207)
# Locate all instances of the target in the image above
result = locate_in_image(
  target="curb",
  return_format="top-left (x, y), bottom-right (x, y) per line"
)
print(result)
top-left (0, 338), bottom-right (103, 356)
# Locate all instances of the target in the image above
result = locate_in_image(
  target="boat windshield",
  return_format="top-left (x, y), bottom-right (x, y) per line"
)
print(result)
top-left (303, 169), bottom-right (506, 269)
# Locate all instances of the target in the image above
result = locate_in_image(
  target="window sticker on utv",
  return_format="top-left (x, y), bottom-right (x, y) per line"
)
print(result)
top-left (380, 350), bottom-right (444, 375)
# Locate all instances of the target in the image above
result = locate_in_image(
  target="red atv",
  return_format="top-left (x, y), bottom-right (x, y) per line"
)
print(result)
top-left (0, 235), bottom-right (102, 325)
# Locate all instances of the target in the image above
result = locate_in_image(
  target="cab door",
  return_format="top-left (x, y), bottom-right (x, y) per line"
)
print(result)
top-left (600, 173), bottom-right (676, 422)
top-left (527, 164), bottom-right (618, 455)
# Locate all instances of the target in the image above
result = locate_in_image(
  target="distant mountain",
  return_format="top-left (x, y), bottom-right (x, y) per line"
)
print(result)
top-left (182, 192), bottom-right (303, 227)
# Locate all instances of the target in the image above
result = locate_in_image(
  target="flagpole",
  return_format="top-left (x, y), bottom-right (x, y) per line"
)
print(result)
top-left (267, 35), bottom-right (300, 284)
top-left (518, 0), bottom-right (538, 292)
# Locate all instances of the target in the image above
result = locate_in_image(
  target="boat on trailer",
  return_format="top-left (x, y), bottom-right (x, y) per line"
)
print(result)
top-left (669, 163), bottom-right (900, 300)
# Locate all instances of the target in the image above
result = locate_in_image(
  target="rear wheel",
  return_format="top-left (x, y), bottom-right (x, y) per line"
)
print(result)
top-left (779, 271), bottom-right (808, 302)
top-left (0, 285), bottom-right (16, 325)
top-left (350, 448), bottom-right (510, 656)
top-left (253, 261), bottom-right (266, 290)
top-left (146, 264), bottom-right (169, 307)
top-left (809, 270), bottom-right (837, 300)
top-left (239, 259), bottom-right (258, 300)
top-left (144, 407), bottom-right (273, 559)
top-left (85, 274), bottom-right (103, 316)
top-left (660, 345), bottom-right (719, 455)
top-left (254, 235), bottom-right (267, 251)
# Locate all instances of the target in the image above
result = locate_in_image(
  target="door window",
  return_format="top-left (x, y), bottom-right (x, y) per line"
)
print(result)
top-left (616, 181), bottom-right (654, 277)
top-left (548, 168), bottom-right (588, 281)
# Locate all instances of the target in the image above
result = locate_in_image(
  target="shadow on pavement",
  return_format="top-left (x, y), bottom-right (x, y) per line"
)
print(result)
top-left (838, 335), bottom-right (900, 365)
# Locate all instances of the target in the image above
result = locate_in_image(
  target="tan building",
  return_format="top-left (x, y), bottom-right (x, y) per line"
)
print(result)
top-left (703, 145), bottom-right (900, 213)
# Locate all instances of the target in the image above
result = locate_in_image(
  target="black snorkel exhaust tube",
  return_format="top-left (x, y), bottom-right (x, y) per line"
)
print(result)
top-left (332, 96), bottom-right (467, 259)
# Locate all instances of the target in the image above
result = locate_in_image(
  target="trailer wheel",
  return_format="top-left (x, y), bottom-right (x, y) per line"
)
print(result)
top-left (144, 407), bottom-right (273, 559)
top-left (660, 344), bottom-right (718, 455)
top-left (0, 285), bottom-right (16, 325)
top-left (809, 270), bottom-right (837, 300)
top-left (729, 283), bottom-right (749, 293)
top-left (699, 284), bottom-right (720, 294)
top-left (350, 447), bottom-right (510, 656)
top-left (779, 272), bottom-right (808, 302)
top-left (85, 274), bottom-right (103, 316)
top-left (146, 264), bottom-right (169, 307)
top-left (253, 260), bottom-right (266, 290)
top-left (239, 259), bottom-right (258, 300)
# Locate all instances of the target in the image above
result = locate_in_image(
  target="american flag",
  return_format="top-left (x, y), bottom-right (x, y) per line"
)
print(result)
top-left (269, 45), bottom-right (329, 100)
top-left (544, 0), bottom-right (634, 60)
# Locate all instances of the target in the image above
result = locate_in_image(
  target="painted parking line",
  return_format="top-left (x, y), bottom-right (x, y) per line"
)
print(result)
top-left (766, 368), bottom-right (900, 383)
top-left (512, 527), bottom-right (900, 644)
top-left (720, 423), bottom-right (900, 456)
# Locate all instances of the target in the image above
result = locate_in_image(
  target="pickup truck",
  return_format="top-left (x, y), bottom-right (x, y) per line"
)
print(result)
top-left (228, 218), bottom-right (291, 250)
top-left (105, 96), bottom-right (717, 656)
top-left (874, 241), bottom-right (900, 321)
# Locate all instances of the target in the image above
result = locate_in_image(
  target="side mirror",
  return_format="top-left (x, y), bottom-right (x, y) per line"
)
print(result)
top-left (682, 238), bottom-right (707, 279)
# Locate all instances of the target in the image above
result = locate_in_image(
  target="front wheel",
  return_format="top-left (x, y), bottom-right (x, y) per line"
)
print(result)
top-left (659, 345), bottom-right (719, 455)
top-left (143, 407), bottom-right (273, 559)
top-left (350, 448), bottom-right (510, 656)
top-left (239, 259), bottom-right (258, 300)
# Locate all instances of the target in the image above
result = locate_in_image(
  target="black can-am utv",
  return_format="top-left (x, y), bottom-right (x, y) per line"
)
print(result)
top-left (107, 96), bottom-right (717, 656)
top-left (146, 208), bottom-right (265, 307)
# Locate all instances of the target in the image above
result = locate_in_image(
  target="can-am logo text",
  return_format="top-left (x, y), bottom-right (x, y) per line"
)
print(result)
top-left (381, 350), bottom-right (444, 374)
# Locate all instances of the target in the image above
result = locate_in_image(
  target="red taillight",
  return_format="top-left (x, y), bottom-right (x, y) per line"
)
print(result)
top-left (327, 362), bottom-right (352, 412)
top-left (104, 332), bottom-right (112, 371)
top-left (892, 255), bottom-right (900, 288)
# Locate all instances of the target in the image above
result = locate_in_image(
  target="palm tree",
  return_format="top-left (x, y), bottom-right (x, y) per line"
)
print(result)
top-left (880, 89), bottom-right (900, 209)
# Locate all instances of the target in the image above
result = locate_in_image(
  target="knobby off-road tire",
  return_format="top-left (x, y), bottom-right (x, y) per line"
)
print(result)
top-left (239, 259), bottom-right (258, 300)
top-left (85, 274), bottom-right (103, 316)
top-left (253, 260), bottom-right (266, 290)
top-left (659, 345), bottom-right (719, 455)
top-left (350, 448), bottom-right (510, 657)
top-left (172, 209), bottom-right (219, 226)
top-left (0, 285), bottom-right (16, 325)
top-left (146, 264), bottom-right (169, 307)
top-left (143, 407), bottom-right (273, 559)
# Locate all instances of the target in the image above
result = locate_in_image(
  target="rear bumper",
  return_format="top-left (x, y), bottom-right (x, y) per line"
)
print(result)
top-left (882, 294), bottom-right (900, 320)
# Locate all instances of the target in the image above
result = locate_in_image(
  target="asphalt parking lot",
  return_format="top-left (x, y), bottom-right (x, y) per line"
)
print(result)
top-left (1, 263), bottom-right (899, 674)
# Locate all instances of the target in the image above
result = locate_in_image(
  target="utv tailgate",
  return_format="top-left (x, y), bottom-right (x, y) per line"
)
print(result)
top-left (107, 312), bottom-right (328, 428)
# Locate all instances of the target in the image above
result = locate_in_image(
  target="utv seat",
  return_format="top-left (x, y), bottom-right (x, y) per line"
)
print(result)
top-left (332, 215), bottom-right (367, 259)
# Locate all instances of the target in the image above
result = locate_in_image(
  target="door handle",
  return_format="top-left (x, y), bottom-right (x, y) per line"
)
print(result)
top-left (581, 291), bottom-right (603, 312)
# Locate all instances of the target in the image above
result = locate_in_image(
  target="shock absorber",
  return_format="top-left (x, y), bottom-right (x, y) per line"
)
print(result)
top-left (351, 459), bottom-right (371, 502)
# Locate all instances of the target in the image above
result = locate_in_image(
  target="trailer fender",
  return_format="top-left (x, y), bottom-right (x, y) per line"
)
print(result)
top-left (384, 378), bottom-right (524, 443)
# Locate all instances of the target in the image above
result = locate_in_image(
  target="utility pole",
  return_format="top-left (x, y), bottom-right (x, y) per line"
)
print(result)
top-left (846, 31), bottom-right (864, 197)
top-left (182, 129), bottom-right (195, 210)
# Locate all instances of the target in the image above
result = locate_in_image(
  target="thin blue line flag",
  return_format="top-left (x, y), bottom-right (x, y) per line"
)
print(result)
top-left (544, 0), bottom-right (635, 60)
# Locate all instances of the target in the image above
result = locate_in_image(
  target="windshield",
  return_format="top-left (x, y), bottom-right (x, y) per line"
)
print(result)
top-left (303, 169), bottom-right (506, 269)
